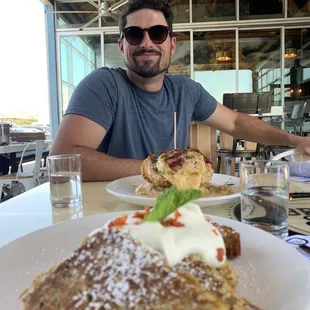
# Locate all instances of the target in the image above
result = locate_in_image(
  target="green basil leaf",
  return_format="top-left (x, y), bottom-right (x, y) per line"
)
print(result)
top-left (143, 186), bottom-right (201, 222)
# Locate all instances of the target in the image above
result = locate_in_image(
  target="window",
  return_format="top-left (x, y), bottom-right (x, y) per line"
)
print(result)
top-left (169, 0), bottom-right (189, 23)
top-left (169, 32), bottom-right (190, 76)
top-left (194, 31), bottom-right (236, 103)
top-left (55, 1), bottom-right (99, 29)
top-left (239, 29), bottom-right (281, 105)
top-left (192, 0), bottom-right (236, 22)
top-left (285, 28), bottom-right (310, 100)
top-left (104, 34), bottom-right (125, 69)
top-left (288, 0), bottom-right (310, 17)
top-left (240, 0), bottom-right (284, 19)
top-left (59, 35), bottom-right (101, 114)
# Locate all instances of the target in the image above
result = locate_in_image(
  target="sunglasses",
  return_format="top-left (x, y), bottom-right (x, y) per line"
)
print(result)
top-left (122, 25), bottom-right (170, 45)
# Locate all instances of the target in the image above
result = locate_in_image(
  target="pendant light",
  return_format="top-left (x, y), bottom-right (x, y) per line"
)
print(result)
top-left (216, 51), bottom-right (232, 62)
top-left (284, 48), bottom-right (297, 59)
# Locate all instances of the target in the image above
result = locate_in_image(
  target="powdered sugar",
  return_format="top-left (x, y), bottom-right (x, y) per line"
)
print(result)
top-left (69, 228), bottom-right (203, 309)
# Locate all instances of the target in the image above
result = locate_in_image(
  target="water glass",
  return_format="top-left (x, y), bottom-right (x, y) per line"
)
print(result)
top-left (47, 154), bottom-right (82, 208)
top-left (240, 160), bottom-right (289, 239)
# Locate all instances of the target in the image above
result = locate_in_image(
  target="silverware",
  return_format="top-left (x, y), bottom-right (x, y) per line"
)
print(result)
top-left (299, 245), bottom-right (310, 255)
top-left (289, 192), bottom-right (310, 200)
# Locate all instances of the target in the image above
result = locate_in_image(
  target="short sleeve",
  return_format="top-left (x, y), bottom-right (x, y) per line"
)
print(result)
top-left (183, 77), bottom-right (217, 122)
top-left (65, 68), bottom-right (118, 131)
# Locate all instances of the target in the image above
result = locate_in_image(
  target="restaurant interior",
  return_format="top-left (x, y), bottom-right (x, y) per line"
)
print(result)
top-left (0, 1), bottom-right (310, 308)
top-left (0, 0), bottom-right (309, 201)
top-left (0, 1), bottom-right (309, 193)
top-left (3, 0), bottom-right (309, 188)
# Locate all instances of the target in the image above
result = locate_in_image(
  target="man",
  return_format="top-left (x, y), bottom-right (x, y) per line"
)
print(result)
top-left (50, 0), bottom-right (310, 181)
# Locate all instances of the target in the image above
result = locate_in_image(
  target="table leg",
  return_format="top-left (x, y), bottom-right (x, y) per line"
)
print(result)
top-left (10, 153), bottom-right (18, 173)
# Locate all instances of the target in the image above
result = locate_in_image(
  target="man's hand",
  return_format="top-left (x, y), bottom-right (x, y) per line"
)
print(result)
top-left (295, 136), bottom-right (310, 156)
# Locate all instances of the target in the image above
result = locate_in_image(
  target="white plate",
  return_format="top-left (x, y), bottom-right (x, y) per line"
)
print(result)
top-left (0, 212), bottom-right (309, 310)
top-left (271, 149), bottom-right (310, 162)
top-left (106, 174), bottom-right (240, 207)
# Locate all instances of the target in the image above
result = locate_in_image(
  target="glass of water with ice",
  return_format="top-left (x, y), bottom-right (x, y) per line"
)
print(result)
top-left (47, 154), bottom-right (82, 208)
top-left (240, 160), bottom-right (289, 239)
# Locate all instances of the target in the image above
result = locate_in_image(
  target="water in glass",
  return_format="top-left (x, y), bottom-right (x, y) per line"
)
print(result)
top-left (241, 185), bottom-right (288, 239)
top-left (49, 171), bottom-right (82, 208)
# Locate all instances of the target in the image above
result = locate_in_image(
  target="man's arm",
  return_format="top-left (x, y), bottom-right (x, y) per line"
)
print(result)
top-left (203, 103), bottom-right (310, 155)
top-left (50, 115), bottom-right (142, 181)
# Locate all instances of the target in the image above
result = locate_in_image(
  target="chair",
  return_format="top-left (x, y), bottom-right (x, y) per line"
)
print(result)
top-left (0, 140), bottom-right (45, 201)
top-left (284, 101), bottom-right (308, 136)
top-left (216, 133), bottom-right (261, 175)
top-left (188, 123), bottom-right (217, 170)
top-left (216, 92), bottom-right (271, 176)
top-left (262, 102), bottom-right (308, 161)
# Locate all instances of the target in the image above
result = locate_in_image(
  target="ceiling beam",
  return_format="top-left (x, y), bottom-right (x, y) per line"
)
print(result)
top-left (40, 0), bottom-right (53, 5)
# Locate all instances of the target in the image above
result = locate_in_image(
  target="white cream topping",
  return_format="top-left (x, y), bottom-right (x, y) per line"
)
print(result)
top-left (101, 203), bottom-right (226, 268)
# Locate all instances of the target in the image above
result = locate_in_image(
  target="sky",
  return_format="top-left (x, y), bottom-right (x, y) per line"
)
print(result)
top-left (195, 70), bottom-right (253, 103)
top-left (0, 0), bottom-right (49, 123)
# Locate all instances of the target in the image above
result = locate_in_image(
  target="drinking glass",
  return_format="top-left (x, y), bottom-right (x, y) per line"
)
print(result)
top-left (47, 154), bottom-right (82, 208)
top-left (240, 160), bottom-right (289, 239)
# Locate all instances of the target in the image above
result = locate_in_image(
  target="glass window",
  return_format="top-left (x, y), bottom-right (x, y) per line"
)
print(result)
top-left (104, 34), bottom-right (125, 69)
top-left (101, 15), bottom-right (120, 27)
top-left (56, 0), bottom-right (99, 29)
top-left (101, 0), bottom-right (189, 26)
top-left (192, 0), bottom-right (236, 22)
top-left (60, 43), bottom-right (68, 83)
top-left (88, 47), bottom-right (95, 63)
top-left (240, 0), bottom-right (284, 20)
top-left (285, 28), bottom-right (310, 101)
top-left (72, 52), bottom-right (86, 86)
top-left (169, 32), bottom-right (190, 76)
top-left (59, 35), bottom-right (101, 115)
top-left (169, 0), bottom-right (189, 23)
top-left (239, 29), bottom-right (281, 105)
top-left (194, 31), bottom-right (236, 104)
top-left (71, 37), bottom-right (85, 55)
top-left (57, 13), bottom-right (99, 29)
top-left (62, 85), bottom-right (69, 112)
top-left (288, 0), bottom-right (310, 17)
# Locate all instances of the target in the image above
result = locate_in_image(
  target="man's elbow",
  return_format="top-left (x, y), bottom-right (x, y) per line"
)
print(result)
top-left (49, 144), bottom-right (76, 156)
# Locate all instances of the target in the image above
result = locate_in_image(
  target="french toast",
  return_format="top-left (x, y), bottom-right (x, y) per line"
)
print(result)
top-left (176, 257), bottom-right (259, 310)
top-left (20, 195), bottom-right (255, 309)
top-left (211, 221), bottom-right (241, 259)
top-left (21, 228), bottom-right (244, 310)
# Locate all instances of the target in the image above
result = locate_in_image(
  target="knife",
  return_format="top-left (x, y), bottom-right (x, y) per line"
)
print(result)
top-left (289, 192), bottom-right (310, 200)
top-left (299, 244), bottom-right (310, 255)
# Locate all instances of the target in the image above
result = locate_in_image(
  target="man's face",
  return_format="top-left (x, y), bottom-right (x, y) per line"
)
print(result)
top-left (119, 9), bottom-right (176, 78)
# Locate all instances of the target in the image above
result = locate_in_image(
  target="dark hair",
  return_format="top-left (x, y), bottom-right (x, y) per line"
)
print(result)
top-left (119, 0), bottom-right (173, 34)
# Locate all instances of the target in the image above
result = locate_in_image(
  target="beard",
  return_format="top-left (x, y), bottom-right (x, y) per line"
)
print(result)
top-left (124, 48), bottom-right (171, 78)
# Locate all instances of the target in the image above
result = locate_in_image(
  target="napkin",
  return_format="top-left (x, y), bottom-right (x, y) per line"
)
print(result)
top-left (285, 235), bottom-right (310, 261)
top-left (289, 162), bottom-right (310, 183)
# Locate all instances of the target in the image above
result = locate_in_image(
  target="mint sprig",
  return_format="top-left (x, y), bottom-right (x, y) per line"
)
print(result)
top-left (143, 186), bottom-right (201, 222)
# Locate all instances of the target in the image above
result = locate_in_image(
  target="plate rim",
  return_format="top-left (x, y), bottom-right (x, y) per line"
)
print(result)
top-left (1, 212), bottom-right (310, 310)
top-left (106, 174), bottom-right (241, 203)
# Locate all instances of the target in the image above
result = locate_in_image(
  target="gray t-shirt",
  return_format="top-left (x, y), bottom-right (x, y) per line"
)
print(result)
top-left (65, 67), bottom-right (217, 159)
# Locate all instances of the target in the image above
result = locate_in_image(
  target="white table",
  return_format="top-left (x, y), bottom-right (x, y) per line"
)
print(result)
top-left (0, 141), bottom-right (51, 154)
top-left (0, 143), bottom-right (36, 154)
top-left (0, 141), bottom-right (50, 172)
top-left (0, 181), bottom-right (310, 248)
